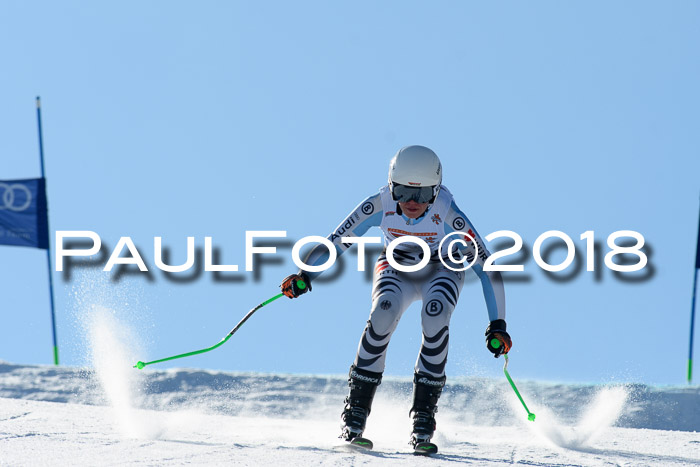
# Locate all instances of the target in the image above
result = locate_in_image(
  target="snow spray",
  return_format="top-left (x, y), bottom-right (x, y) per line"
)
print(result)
top-left (72, 272), bottom-right (163, 438)
top-left (86, 308), bottom-right (165, 438)
top-left (524, 385), bottom-right (628, 449)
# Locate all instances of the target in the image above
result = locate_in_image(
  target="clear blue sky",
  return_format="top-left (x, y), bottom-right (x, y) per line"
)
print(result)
top-left (1, 1), bottom-right (699, 385)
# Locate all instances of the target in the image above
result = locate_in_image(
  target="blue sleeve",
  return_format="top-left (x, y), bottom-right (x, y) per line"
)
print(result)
top-left (445, 200), bottom-right (506, 321)
top-left (300, 193), bottom-right (383, 281)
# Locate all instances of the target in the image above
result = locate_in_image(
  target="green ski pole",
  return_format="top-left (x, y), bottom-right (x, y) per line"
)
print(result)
top-left (490, 339), bottom-right (536, 421)
top-left (133, 280), bottom-right (306, 370)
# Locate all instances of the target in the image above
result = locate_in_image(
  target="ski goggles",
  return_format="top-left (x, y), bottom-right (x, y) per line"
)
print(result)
top-left (390, 183), bottom-right (437, 204)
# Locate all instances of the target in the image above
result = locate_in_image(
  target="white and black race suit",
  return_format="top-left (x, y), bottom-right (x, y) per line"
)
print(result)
top-left (302, 185), bottom-right (505, 378)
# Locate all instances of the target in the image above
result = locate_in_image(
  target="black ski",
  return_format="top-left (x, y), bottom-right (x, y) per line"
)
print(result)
top-left (413, 441), bottom-right (438, 455)
top-left (348, 436), bottom-right (373, 450)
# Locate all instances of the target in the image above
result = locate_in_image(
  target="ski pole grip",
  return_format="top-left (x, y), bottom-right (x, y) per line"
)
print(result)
top-left (490, 338), bottom-right (501, 349)
top-left (296, 280), bottom-right (306, 290)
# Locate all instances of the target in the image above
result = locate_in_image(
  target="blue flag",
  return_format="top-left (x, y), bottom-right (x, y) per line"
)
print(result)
top-left (0, 178), bottom-right (49, 249)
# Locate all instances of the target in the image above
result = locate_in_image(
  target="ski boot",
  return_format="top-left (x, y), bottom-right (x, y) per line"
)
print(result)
top-left (339, 365), bottom-right (382, 449)
top-left (409, 372), bottom-right (445, 455)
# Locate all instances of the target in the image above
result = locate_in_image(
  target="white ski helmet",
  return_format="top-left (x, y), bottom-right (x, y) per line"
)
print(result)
top-left (388, 145), bottom-right (442, 204)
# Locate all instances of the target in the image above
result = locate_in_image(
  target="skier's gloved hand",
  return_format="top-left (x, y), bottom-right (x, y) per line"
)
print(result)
top-left (280, 272), bottom-right (312, 299)
top-left (485, 319), bottom-right (511, 358)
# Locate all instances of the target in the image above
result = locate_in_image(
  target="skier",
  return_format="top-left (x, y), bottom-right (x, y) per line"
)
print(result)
top-left (280, 145), bottom-right (511, 453)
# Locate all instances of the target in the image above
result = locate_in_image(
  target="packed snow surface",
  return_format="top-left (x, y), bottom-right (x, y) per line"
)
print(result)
top-left (0, 309), bottom-right (699, 465)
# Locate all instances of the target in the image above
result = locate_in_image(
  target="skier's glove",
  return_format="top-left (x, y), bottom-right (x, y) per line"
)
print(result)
top-left (485, 319), bottom-right (511, 358)
top-left (280, 272), bottom-right (312, 299)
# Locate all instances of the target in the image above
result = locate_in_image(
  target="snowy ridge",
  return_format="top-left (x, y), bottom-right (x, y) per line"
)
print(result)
top-left (1, 361), bottom-right (698, 432)
top-left (1, 361), bottom-right (700, 465)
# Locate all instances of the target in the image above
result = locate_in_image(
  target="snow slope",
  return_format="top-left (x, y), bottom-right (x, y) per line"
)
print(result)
top-left (1, 362), bottom-right (699, 466)
top-left (0, 310), bottom-right (698, 465)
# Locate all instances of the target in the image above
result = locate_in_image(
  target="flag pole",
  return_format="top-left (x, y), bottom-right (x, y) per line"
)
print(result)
top-left (690, 196), bottom-right (700, 384)
top-left (690, 270), bottom-right (698, 383)
top-left (36, 96), bottom-right (59, 366)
